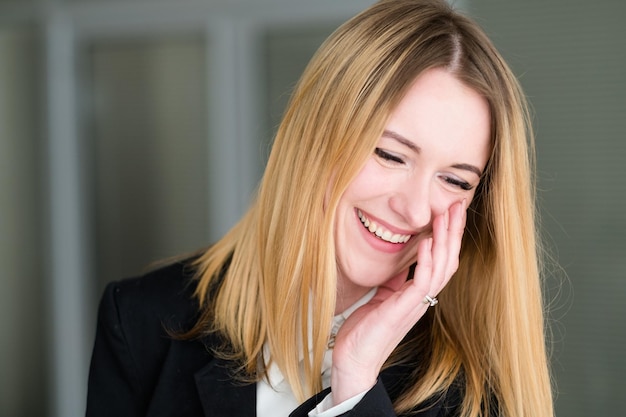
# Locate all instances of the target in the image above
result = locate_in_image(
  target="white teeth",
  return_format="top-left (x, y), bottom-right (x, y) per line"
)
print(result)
top-left (357, 210), bottom-right (411, 244)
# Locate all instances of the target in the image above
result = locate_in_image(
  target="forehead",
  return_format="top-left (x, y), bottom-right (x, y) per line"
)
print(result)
top-left (385, 68), bottom-right (492, 168)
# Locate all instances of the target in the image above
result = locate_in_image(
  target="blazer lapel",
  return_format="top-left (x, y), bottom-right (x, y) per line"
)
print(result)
top-left (195, 357), bottom-right (256, 417)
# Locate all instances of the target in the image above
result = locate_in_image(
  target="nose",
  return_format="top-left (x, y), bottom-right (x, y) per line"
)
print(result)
top-left (388, 178), bottom-right (434, 231)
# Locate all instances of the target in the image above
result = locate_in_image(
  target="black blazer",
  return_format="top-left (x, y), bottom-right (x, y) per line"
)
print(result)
top-left (86, 259), bottom-right (461, 417)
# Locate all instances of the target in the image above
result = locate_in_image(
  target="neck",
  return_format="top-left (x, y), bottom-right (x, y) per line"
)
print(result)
top-left (334, 279), bottom-right (372, 315)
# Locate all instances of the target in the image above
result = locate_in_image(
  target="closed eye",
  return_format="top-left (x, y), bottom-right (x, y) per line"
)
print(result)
top-left (374, 148), bottom-right (404, 164)
top-left (442, 176), bottom-right (473, 191)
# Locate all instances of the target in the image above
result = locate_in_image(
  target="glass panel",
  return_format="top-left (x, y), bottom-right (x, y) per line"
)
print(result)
top-left (85, 36), bottom-right (209, 291)
top-left (0, 25), bottom-right (46, 417)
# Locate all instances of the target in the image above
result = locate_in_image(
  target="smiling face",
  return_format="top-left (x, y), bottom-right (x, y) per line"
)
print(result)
top-left (333, 68), bottom-right (492, 310)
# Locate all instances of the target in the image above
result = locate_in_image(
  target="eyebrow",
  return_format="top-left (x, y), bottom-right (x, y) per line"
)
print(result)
top-left (382, 129), bottom-right (483, 177)
top-left (451, 163), bottom-right (483, 177)
top-left (382, 129), bottom-right (421, 153)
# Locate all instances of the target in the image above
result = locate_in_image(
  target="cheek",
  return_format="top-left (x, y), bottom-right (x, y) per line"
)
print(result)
top-left (340, 162), bottom-right (383, 201)
top-left (430, 188), bottom-right (462, 215)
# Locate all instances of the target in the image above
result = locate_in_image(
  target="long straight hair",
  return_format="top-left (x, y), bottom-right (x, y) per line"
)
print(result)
top-left (186, 1), bottom-right (554, 416)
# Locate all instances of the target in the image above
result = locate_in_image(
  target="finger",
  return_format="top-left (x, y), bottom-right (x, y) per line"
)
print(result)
top-left (411, 236), bottom-right (433, 289)
top-left (371, 271), bottom-right (413, 303)
top-left (373, 237), bottom-right (432, 315)
top-left (431, 199), bottom-right (467, 296)
top-left (448, 198), bottom-right (467, 238)
top-left (388, 237), bottom-right (431, 313)
top-left (429, 208), bottom-right (450, 293)
top-left (444, 199), bottom-right (466, 277)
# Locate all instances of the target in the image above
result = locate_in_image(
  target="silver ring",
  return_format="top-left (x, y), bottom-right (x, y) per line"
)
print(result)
top-left (423, 295), bottom-right (438, 307)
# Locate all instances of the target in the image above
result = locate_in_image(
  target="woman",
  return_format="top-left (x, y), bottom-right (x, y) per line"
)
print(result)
top-left (87, 0), bottom-right (554, 416)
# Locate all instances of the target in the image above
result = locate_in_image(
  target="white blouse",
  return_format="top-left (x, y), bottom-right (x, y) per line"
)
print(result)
top-left (256, 288), bottom-right (377, 417)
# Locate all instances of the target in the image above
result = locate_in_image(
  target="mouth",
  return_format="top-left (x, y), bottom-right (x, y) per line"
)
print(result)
top-left (357, 209), bottom-right (412, 244)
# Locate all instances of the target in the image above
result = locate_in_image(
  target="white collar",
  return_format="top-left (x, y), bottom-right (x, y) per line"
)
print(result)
top-left (263, 287), bottom-right (378, 387)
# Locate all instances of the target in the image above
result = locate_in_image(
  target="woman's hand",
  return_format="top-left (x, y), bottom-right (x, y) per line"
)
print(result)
top-left (329, 199), bottom-right (467, 404)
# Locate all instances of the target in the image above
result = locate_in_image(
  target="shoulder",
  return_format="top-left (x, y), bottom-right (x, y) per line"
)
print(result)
top-left (108, 257), bottom-right (199, 300)
top-left (88, 257), bottom-right (221, 416)
top-left (104, 258), bottom-right (200, 327)
top-left (96, 257), bottom-right (203, 363)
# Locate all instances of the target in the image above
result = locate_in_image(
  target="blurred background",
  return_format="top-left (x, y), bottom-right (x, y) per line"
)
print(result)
top-left (0, 0), bottom-right (624, 416)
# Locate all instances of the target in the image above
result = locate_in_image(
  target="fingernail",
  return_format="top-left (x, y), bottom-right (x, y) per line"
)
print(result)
top-left (444, 209), bottom-right (450, 230)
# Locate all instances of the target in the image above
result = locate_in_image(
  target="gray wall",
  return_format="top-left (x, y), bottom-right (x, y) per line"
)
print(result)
top-left (0, 26), bottom-right (47, 417)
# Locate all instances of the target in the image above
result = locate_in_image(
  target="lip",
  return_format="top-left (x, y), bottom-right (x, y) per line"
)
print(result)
top-left (354, 208), bottom-right (413, 254)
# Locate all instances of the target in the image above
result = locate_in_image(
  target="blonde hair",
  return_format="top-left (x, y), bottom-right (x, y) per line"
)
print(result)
top-left (186, 1), bottom-right (554, 416)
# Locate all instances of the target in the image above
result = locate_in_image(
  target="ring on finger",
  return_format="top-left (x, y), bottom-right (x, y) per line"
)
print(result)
top-left (423, 295), bottom-right (438, 307)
